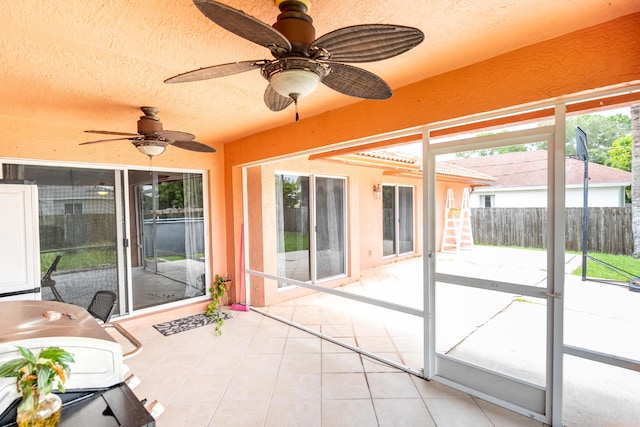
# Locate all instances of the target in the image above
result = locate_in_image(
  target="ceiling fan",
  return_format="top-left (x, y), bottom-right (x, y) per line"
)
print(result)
top-left (80, 107), bottom-right (216, 158)
top-left (165, 0), bottom-right (424, 120)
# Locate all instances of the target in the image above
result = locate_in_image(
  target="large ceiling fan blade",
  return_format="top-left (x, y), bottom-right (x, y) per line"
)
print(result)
top-left (80, 137), bottom-right (134, 145)
top-left (84, 130), bottom-right (139, 137)
top-left (193, 0), bottom-right (291, 51)
top-left (264, 85), bottom-right (294, 111)
top-left (165, 60), bottom-right (266, 83)
top-left (169, 140), bottom-right (217, 153)
top-left (322, 63), bottom-right (392, 100)
top-left (155, 130), bottom-right (196, 141)
top-left (313, 24), bottom-right (424, 63)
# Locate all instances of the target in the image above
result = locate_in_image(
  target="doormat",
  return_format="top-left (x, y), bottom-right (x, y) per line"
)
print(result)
top-left (153, 312), bottom-right (232, 336)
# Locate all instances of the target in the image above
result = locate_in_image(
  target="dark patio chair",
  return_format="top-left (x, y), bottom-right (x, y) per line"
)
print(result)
top-left (41, 255), bottom-right (64, 302)
top-left (87, 290), bottom-right (117, 323)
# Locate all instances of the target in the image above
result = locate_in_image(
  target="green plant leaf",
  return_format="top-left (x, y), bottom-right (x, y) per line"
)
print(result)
top-left (17, 346), bottom-right (36, 364)
top-left (0, 358), bottom-right (27, 377)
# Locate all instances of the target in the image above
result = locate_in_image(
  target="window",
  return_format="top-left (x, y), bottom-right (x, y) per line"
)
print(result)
top-left (64, 203), bottom-right (83, 214)
top-left (481, 194), bottom-right (494, 207)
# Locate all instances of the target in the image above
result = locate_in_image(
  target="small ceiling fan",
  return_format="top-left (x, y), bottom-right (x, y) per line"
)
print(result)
top-left (165, 0), bottom-right (424, 120)
top-left (80, 107), bottom-right (216, 157)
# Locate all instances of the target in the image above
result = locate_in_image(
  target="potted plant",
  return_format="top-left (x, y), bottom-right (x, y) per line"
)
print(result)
top-left (0, 346), bottom-right (74, 427)
top-left (205, 274), bottom-right (231, 335)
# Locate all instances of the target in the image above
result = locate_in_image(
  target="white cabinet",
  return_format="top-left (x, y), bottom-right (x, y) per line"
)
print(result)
top-left (0, 183), bottom-right (41, 299)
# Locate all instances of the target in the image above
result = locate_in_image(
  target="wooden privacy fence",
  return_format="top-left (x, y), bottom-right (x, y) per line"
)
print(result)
top-left (470, 207), bottom-right (632, 255)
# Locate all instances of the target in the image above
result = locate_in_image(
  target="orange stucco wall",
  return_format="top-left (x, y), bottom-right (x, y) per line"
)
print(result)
top-left (244, 156), bottom-right (427, 306)
top-left (224, 13), bottom-right (640, 303)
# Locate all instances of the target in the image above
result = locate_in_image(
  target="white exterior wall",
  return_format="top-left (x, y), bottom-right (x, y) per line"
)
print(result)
top-left (471, 184), bottom-right (627, 208)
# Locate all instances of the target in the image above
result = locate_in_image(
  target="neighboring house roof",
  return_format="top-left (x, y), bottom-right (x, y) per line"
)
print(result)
top-left (319, 149), bottom-right (496, 184)
top-left (445, 150), bottom-right (631, 188)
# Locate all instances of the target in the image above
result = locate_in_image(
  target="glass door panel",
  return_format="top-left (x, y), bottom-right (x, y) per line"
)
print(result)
top-left (3, 164), bottom-right (121, 312)
top-left (383, 185), bottom-right (414, 257)
top-left (315, 176), bottom-right (346, 280)
top-left (398, 186), bottom-right (414, 254)
top-left (129, 170), bottom-right (206, 310)
top-left (383, 185), bottom-right (396, 256)
top-left (276, 174), bottom-right (311, 286)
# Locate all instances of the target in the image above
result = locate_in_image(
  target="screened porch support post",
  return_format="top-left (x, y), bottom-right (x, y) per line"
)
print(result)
top-left (423, 128), bottom-right (436, 379)
top-left (550, 103), bottom-right (567, 426)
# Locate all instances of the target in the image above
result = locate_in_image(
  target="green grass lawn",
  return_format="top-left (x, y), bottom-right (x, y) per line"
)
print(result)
top-left (284, 231), bottom-right (309, 252)
top-left (572, 252), bottom-right (640, 281)
top-left (41, 249), bottom-right (117, 273)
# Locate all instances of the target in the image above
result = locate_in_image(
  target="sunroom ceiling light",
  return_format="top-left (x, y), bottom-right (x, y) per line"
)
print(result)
top-left (269, 69), bottom-right (321, 99)
top-left (133, 140), bottom-right (167, 158)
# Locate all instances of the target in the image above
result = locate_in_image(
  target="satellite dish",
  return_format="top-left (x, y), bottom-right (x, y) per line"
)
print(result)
top-left (576, 126), bottom-right (588, 161)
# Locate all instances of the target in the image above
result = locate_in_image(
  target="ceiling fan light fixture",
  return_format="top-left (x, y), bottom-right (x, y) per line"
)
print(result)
top-left (133, 140), bottom-right (168, 157)
top-left (269, 69), bottom-right (320, 98)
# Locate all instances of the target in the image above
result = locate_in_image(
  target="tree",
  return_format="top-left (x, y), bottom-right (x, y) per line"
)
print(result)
top-left (606, 135), bottom-right (631, 171)
top-left (565, 114), bottom-right (631, 164)
top-left (455, 144), bottom-right (535, 158)
top-left (456, 114), bottom-right (631, 161)
top-left (631, 104), bottom-right (640, 258)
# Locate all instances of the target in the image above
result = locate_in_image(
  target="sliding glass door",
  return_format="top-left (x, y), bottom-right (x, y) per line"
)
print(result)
top-left (315, 176), bottom-right (346, 280)
top-left (383, 184), bottom-right (414, 257)
top-left (129, 171), bottom-right (207, 310)
top-left (2, 164), bottom-right (122, 312)
top-left (276, 173), bottom-right (346, 285)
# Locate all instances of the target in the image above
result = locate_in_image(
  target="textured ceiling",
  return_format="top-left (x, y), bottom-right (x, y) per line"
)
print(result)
top-left (1, 1), bottom-right (638, 150)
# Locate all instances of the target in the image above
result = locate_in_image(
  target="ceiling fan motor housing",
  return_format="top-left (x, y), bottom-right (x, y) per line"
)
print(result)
top-left (273, 0), bottom-right (315, 55)
top-left (137, 113), bottom-right (163, 135)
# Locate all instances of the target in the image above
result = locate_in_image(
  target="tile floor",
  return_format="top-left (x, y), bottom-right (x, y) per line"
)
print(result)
top-left (117, 305), bottom-right (546, 427)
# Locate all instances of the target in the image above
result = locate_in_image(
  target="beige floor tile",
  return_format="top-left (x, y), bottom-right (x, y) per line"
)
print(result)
top-left (170, 373), bottom-right (232, 403)
top-left (156, 400), bottom-right (216, 427)
top-left (294, 304), bottom-right (322, 314)
top-left (373, 398), bottom-right (436, 427)
top-left (367, 372), bottom-right (421, 399)
top-left (291, 312), bottom-right (323, 324)
top-left (400, 351), bottom-right (425, 370)
top-left (321, 399), bottom-right (378, 427)
top-left (237, 353), bottom-right (282, 374)
top-left (272, 373), bottom-right (322, 400)
top-left (322, 373), bottom-right (370, 399)
top-left (222, 373), bottom-right (277, 400)
top-left (207, 335), bottom-right (252, 355)
top-left (265, 400), bottom-right (321, 427)
top-left (322, 337), bottom-right (357, 353)
top-left (289, 325), bottom-right (321, 337)
top-left (197, 349), bottom-right (242, 374)
top-left (425, 397), bottom-right (494, 427)
top-left (285, 336), bottom-right (322, 353)
top-left (256, 322), bottom-right (291, 337)
top-left (392, 336), bottom-right (424, 352)
top-left (411, 376), bottom-right (471, 399)
top-left (247, 336), bottom-right (287, 354)
top-left (362, 354), bottom-right (403, 373)
top-left (321, 311), bottom-right (352, 325)
top-left (266, 305), bottom-right (295, 316)
top-left (322, 352), bottom-right (364, 373)
top-left (279, 352), bottom-right (322, 374)
top-left (356, 336), bottom-right (397, 352)
top-left (208, 399), bottom-right (270, 427)
top-left (321, 323), bottom-right (354, 337)
top-left (353, 322), bottom-right (388, 337)
top-left (474, 398), bottom-right (547, 427)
